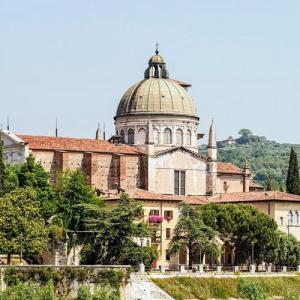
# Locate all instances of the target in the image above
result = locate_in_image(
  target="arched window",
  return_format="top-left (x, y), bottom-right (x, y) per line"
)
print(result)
top-left (153, 129), bottom-right (160, 145)
top-left (137, 128), bottom-right (146, 144)
top-left (120, 130), bottom-right (125, 143)
top-left (186, 129), bottom-right (192, 146)
top-left (164, 128), bottom-right (172, 144)
top-left (128, 129), bottom-right (135, 144)
top-left (176, 129), bottom-right (183, 145)
top-left (295, 211), bottom-right (299, 225)
top-left (288, 211), bottom-right (294, 225)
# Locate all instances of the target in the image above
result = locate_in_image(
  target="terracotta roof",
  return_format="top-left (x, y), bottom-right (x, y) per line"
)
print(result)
top-left (105, 188), bottom-right (207, 204)
top-left (17, 135), bottom-right (143, 155)
top-left (105, 189), bottom-right (300, 205)
top-left (210, 191), bottom-right (300, 203)
top-left (217, 162), bottom-right (244, 175)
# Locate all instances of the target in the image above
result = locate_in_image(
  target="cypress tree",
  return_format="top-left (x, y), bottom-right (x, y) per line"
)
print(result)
top-left (0, 131), bottom-right (5, 195)
top-left (286, 147), bottom-right (300, 195)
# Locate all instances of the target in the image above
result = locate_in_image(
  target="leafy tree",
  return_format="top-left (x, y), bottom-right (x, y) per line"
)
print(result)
top-left (2, 164), bottom-right (19, 195)
top-left (199, 204), bottom-right (279, 265)
top-left (273, 231), bottom-right (300, 266)
top-left (18, 155), bottom-right (55, 218)
top-left (266, 175), bottom-right (279, 191)
top-left (168, 203), bottom-right (216, 269)
top-left (0, 131), bottom-right (5, 195)
top-left (238, 129), bottom-right (252, 137)
top-left (286, 147), bottom-right (300, 195)
top-left (80, 193), bottom-right (156, 266)
top-left (54, 170), bottom-right (100, 230)
top-left (0, 188), bottom-right (48, 264)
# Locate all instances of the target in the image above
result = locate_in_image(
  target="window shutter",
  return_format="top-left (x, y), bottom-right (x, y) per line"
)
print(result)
top-left (180, 171), bottom-right (186, 195)
top-left (174, 171), bottom-right (179, 195)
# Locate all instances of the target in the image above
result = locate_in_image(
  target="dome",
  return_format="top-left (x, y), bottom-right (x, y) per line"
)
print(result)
top-left (115, 78), bottom-right (198, 118)
top-left (115, 47), bottom-right (198, 120)
top-left (148, 54), bottom-right (165, 64)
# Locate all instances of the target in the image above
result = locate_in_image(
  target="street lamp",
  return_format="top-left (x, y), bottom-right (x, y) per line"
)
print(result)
top-left (199, 245), bottom-right (202, 265)
top-left (251, 241), bottom-right (255, 265)
top-left (72, 232), bottom-right (76, 265)
top-left (140, 236), bottom-right (144, 265)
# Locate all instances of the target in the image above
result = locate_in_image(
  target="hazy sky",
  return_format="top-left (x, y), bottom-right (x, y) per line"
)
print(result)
top-left (1, 1), bottom-right (299, 143)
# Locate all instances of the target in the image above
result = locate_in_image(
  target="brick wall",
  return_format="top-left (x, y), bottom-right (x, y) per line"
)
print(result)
top-left (31, 149), bottom-right (146, 192)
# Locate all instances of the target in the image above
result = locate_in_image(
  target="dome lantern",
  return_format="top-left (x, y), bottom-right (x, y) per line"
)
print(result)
top-left (144, 44), bottom-right (169, 79)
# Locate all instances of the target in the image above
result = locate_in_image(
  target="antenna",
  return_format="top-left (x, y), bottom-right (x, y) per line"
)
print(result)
top-left (96, 122), bottom-right (100, 140)
top-left (103, 122), bottom-right (106, 140)
top-left (55, 117), bottom-right (58, 137)
top-left (6, 115), bottom-right (10, 131)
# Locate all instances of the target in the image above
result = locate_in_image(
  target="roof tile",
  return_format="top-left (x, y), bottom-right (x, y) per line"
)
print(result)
top-left (17, 135), bottom-right (143, 155)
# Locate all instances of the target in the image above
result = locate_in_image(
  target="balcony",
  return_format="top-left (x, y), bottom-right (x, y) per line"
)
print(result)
top-left (148, 215), bottom-right (163, 223)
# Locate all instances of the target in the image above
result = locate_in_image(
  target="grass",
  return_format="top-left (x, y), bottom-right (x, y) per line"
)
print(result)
top-left (152, 276), bottom-right (300, 300)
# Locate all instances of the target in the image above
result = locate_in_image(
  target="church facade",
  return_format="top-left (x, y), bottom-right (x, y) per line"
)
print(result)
top-left (2, 48), bottom-right (300, 268)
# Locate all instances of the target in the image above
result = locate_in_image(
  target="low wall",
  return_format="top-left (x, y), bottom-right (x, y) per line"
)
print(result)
top-left (0, 265), bottom-right (131, 298)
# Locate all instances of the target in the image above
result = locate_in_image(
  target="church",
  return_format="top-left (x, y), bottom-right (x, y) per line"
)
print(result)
top-left (2, 48), bottom-right (300, 267)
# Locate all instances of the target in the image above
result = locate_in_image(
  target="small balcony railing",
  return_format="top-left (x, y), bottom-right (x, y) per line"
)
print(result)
top-left (148, 215), bottom-right (163, 223)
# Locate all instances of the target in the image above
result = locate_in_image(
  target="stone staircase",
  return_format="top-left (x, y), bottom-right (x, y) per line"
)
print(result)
top-left (124, 274), bottom-right (174, 300)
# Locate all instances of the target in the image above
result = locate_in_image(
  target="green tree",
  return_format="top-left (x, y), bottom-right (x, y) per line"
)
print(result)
top-left (54, 170), bottom-right (100, 230)
top-left (199, 204), bottom-right (278, 265)
top-left (18, 154), bottom-right (55, 218)
top-left (0, 188), bottom-right (48, 264)
top-left (266, 175), bottom-right (279, 191)
top-left (80, 193), bottom-right (156, 266)
top-left (0, 131), bottom-right (5, 195)
top-left (2, 164), bottom-right (19, 195)
top-left (168, 203), bottom-right (216, 269)
top-left (238, 129), bottom-right (253, 137)
top-left (286, 147), bottom-right (300, 195)
top-left (273, 231), bottom-right (300, 266)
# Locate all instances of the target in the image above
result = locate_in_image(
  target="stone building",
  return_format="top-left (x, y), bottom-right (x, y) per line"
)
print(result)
top-left (1, 48), bottom-right (299, 268)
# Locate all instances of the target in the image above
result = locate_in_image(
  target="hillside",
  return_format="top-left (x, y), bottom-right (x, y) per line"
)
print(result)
top-left (199, 129), bottom-right (300, 190)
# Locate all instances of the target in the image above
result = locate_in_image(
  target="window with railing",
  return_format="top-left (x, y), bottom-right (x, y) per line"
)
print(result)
top-left (149, 210), bottom-right (163, 223)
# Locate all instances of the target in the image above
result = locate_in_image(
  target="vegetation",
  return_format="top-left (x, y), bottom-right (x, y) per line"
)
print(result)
top-left (168, 203), bottom-right (217, 268)
top-left (0, 132), bottom-right (5, 195)
top-left (200, 129), bottom-right (300, 189)
top-left (170, 203), bottom-right (300, 266)
top-left (0, 188), bottom-right (48, 264)
top-left (53, 169), bottom-right (101, 230)
top-left (199, 203), bottom-right (283, 265)
top-left (286, 147), bottom-right (300, 195)
top-left (3, 266), bottom-right (124, 299)
top-left (80, 193), bottom-right (157, 266)
top-left (153, 276), bottom-right (300, 300)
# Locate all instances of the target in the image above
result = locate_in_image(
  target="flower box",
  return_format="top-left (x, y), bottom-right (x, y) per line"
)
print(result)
top-left (149, 215), bottom-right (163, 223)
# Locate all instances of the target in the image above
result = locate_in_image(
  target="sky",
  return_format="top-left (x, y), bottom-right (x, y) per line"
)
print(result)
top-left (0, 0), bottom-right (300, 143)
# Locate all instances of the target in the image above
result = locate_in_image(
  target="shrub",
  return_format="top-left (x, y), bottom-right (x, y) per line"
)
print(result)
top-left (0, 281), bottom-right (56, 300)
top-left (76, 285), bottom-right (92, 300)
top-left (237, 279), bottom-right (266, 300)
top-left (92, 285), bottom-right (119, 300)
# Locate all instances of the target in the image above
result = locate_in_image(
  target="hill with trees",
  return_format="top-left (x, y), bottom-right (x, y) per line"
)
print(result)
top-left (199, 129), bottom-right (300, 190)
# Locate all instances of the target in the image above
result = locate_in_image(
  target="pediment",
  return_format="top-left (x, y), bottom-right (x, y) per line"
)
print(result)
top-left (154, 146), bottom-right (207, 162)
